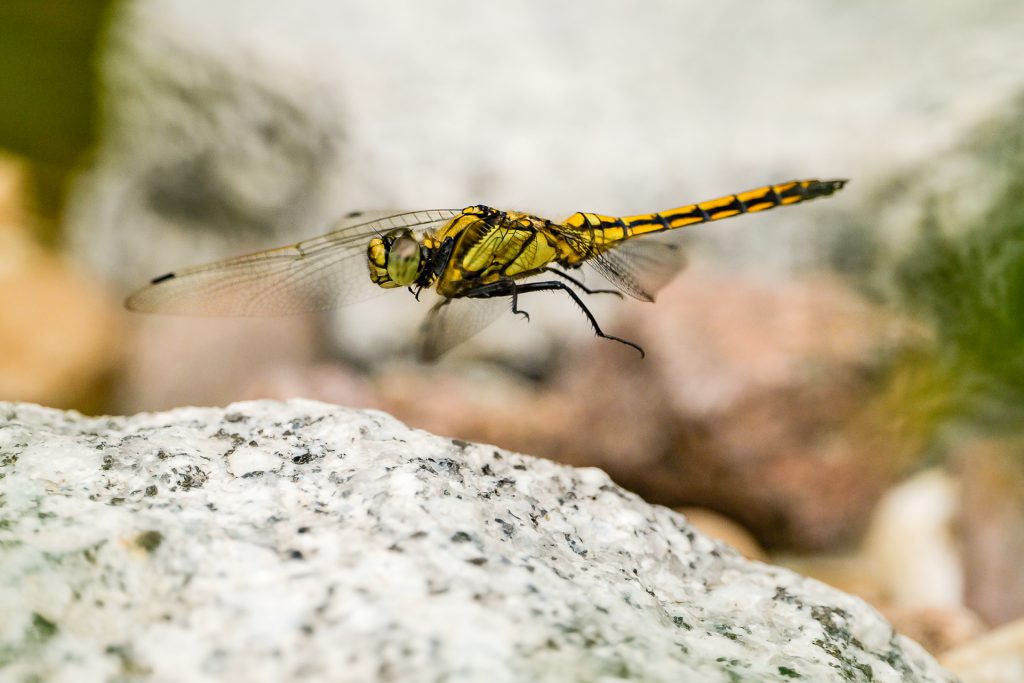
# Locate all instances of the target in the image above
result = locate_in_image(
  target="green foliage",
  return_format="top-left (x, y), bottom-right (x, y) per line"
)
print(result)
top-left (0, 0), bottom-right (113, 216)
top-left (894, 178), bottom-right (1024, 433)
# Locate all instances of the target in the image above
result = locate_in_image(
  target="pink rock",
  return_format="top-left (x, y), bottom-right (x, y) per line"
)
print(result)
top-left (957, 438), bottom-right (1024, 626)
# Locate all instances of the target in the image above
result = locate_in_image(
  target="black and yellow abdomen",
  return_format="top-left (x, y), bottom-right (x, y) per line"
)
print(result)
top-left (554, 179), bottom-right (846, 265)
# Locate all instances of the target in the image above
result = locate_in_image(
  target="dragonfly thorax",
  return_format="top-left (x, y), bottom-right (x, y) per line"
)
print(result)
top-left (367, 228), bottom-right (429, 289)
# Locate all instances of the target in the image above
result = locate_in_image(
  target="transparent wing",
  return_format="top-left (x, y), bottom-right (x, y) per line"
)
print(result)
top-left (416, 296), bottom-right (511, 362)
top-left (125, 209), bottom-right (460, 315)
top-left (589, 238), bottom-right (688, 302)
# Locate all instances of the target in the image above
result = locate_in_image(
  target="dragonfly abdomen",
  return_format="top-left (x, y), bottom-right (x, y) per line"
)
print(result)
top-left (560, 179), bottom-right (847, 260)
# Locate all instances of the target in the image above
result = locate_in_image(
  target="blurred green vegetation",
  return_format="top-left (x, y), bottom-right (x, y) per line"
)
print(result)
top-left (895, 188), bottom-right (1024, 433)
top-left (0, 0), bottom-right (112, 228)
top-left (890, 114), bottom-right (1024, 440)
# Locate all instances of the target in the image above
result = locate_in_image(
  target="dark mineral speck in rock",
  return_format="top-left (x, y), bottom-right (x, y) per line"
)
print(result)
top-left (134, 530), bottom-right (163, 553)
top-left (29, 613), bottom-right (59, 641)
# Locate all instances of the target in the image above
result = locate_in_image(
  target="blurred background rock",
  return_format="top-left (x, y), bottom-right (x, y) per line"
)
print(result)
top-left (3, 1), bottom-right (1024, 678)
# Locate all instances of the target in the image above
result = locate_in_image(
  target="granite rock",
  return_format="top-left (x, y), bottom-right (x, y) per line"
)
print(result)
top-left (0, 400), bottom-right (957, 682)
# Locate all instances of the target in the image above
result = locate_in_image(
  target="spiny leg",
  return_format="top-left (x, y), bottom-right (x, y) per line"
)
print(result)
top-left (467, 279), bottom-right (644, 357)
top-left (505, 278), bottom-right (530, 322)
top-left (520, 281), bottom-right (643, 357)
top-left (543, 267), bottom-right (623, 297)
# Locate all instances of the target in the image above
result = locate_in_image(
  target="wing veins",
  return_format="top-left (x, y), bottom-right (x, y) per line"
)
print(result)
top-left (127, 209), bottom-right (460, 315)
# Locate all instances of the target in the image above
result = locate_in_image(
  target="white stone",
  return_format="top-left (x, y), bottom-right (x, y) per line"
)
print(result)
top-left (0, 400), bottom-right (957, 682)
top-left (863, 469), bottom-right (964, 609)
top-left (942, 618), bottom-right (1024, 683)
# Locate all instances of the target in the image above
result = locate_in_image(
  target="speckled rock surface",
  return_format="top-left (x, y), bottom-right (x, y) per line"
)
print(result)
top-left (0, 400), bottom-right (957, 682)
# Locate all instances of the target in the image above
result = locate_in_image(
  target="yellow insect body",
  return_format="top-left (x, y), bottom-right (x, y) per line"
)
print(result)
top-left (126, 179), bottom-right (846, 359)
top-left (401, 179), bottom-right (845, 297)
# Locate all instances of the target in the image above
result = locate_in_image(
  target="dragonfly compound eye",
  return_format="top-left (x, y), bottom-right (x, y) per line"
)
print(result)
top-left (386, 232), bottom-right (423, 287)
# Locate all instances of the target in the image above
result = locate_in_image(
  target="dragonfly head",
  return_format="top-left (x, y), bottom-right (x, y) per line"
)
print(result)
top-left (367, 228), bottom-right (426, 288)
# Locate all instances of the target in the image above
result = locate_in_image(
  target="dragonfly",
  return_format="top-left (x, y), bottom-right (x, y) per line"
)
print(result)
top-left (126, 178), bottom-right (847, 359)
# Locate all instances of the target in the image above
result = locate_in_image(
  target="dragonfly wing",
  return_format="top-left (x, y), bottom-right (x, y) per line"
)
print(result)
top-left (125, 209), bottom-right (460, 316)
top-left (417, 296), bottom-right (510, 362)
top-left (589, 238), bottom-right (688, 302)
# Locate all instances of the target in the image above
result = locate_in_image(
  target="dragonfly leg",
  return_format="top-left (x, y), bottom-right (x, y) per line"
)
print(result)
top-left (543, 268), bottom-right (623, 298)
top-left (506, 279), bottom-right (530, 322)
top-left (468, 280), bottom-right (644, 357)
